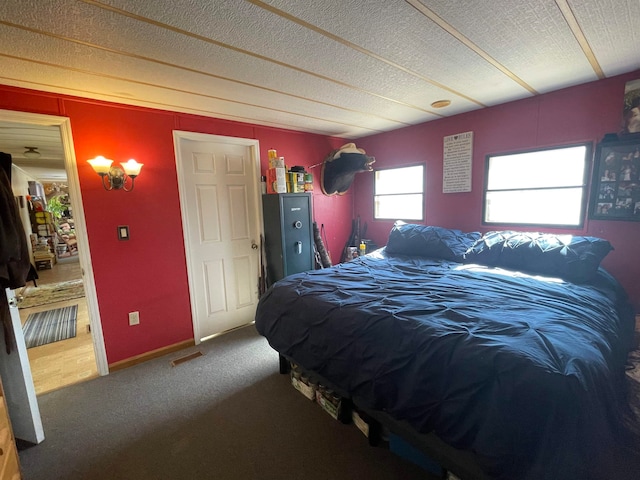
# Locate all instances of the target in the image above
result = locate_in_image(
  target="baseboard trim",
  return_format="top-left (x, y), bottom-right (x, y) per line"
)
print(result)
top-left (108, 339), bottom-right (195, 372)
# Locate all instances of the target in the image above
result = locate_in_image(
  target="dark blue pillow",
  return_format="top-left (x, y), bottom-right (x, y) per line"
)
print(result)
top-left (386, 223), bottom-right (481, 262)
top-left (464, 231), bottom-right (613, 283)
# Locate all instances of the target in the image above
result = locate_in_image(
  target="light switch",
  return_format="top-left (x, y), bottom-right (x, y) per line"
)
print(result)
top-left (118, 225), bottom-right (130, 240)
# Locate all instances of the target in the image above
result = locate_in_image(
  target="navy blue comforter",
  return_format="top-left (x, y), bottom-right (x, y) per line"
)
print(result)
top-left (255, 249), bottom-right (636, 479)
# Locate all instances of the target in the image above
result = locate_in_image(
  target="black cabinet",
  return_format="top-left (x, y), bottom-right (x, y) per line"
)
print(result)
top-left (262, 193), bottom-right (314, 285)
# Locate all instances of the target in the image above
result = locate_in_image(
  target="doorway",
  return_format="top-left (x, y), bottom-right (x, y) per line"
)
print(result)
top-left (16, 194), bottom-right (96, 394)
top-left (0, 109), bottom-right (108, 393)
top-left (173, 131), bottom-right (263, 343)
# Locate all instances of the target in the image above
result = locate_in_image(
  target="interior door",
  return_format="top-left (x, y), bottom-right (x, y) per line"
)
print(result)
top-left (0, 288), bottom-right (44, 444)
top-left (174, 132), bottom-right (261, 342)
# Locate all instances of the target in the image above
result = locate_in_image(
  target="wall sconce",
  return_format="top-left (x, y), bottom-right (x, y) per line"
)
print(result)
top-left (87, 156), bottom-right (144, 192)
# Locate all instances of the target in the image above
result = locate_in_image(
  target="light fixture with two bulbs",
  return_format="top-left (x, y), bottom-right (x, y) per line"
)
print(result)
top-left (87, 156), bottom-right (144, 192)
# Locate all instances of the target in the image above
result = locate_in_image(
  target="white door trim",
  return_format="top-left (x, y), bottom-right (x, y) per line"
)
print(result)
top-left (173, 130), bottom-right (263, 344)
top-left (0, 109), bottom-right (108, 375)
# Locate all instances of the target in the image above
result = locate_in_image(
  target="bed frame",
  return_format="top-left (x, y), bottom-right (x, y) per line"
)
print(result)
top-left (278, 353), bottom-right (491, 480)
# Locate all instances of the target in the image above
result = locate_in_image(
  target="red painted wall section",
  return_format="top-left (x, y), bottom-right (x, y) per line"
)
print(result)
top-left (0, 85), bottom-right (351, 364)
top-left (63, 101), bottom-right (192, 364)
top-left (0, 88), bottom-right (61, 116)
top-left (354, 70), bottom-right (640, 312)
top-left (250, 128), bottom-right (348, 260)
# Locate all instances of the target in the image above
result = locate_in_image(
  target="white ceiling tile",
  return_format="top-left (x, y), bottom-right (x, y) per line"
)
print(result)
top-left (0, 0), bottom-right (638, 144)
top-left (82, 0), bottom-right (484, 110)
top-left (570, 0), bottom-right (640, 76)
top-left (258, 0), bottom-right (532, 105)
top-left (417, 0), bottom-right (600, 92)
top-left (0, 23), bottom-right (442, 136)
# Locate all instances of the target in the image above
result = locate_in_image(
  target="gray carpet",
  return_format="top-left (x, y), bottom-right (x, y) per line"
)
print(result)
top-left (18, 325), bottom-right (434, 480)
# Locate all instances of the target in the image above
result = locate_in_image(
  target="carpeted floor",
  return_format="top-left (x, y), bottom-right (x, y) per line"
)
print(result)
top-left (22, 305), bottom-right (77, 348)
top-left (18, 279), bottom-right (85, 309)
top-left (17, 325), bottom-right (434, 480)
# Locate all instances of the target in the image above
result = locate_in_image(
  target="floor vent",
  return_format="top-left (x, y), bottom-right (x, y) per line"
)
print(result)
top-left (170, 351), bottom-right (203, 367)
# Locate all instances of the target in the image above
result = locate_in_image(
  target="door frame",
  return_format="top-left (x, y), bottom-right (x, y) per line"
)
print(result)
top-left (173, 131), bottom-right (263, 344)
top-left (1, 109), bottom-right (108, 375)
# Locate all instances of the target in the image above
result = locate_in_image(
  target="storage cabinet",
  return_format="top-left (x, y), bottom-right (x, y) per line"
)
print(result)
top-left (29, 211), bottom-right (56, 270)
top-left (262, 193), bottom-right (314, 285)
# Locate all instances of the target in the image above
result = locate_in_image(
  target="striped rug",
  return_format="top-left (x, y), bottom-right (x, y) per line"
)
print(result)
top-left (23, 305), bottom-right (78, 349)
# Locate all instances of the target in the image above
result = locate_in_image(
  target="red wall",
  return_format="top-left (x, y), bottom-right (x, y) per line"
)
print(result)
top-left (353, 70), bottom-right (640, 313)
top-left (0, 85), bottom-right (349, 364)
top-left (5, 69), bottom-right (639, 363)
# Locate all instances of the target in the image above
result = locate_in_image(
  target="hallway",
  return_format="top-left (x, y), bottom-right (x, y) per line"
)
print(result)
top-left (18, 258), bottom-right (98, 395)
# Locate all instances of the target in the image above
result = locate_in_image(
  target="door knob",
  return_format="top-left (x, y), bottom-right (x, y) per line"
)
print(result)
top-left (251, 242), bottom-right (259, 250)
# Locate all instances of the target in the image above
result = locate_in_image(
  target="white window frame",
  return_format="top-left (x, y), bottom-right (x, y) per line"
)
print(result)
top-left (483, 143), bottom-right (591, 228)
top-left (374, 164), bottom-right (425, 221)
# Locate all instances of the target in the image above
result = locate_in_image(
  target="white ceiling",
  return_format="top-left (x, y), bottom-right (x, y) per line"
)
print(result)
top-left (0, 121), bottom-right (67, 181)
top-left (1, 0), bottom-right (640, 178)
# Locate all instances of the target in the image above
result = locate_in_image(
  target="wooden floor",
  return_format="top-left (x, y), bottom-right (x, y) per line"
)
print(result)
top-left (18, 257), bottom-right (98, 395)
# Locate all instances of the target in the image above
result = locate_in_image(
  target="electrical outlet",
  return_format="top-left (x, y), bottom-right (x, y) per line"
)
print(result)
top-left (129, 311), bottom-right (140, 326)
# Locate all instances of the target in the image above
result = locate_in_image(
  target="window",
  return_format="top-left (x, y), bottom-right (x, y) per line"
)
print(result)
top-left (483, 144), bottom-right (591, 227)
top-left (374, 165), bottom-right (424, 220)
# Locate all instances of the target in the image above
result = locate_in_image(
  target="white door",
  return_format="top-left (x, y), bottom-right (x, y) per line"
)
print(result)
top-left (174, 132), bottom-right (262, 342)
top-left (1, 288), bottom-right (44, 444)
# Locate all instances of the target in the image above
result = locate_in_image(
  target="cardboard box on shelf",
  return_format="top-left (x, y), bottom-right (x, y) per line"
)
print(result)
top-left (287, 172), bottom-right (305, 193)
top-left (266, 167), bottom-right (287, 194)
top-left (290, 369), bottom-right (316, 400)
top-left (352, 410), bottom-right (370, 438)
top-left (34, 211), bottom-right (53, 224)
top-left (315, 386), bottom-right (343, 420)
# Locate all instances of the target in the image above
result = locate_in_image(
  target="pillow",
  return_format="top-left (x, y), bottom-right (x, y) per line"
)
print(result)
top-left (464, 231), bottom-right (613, 283)
top-left (385, 223), bottom-right (481, 262)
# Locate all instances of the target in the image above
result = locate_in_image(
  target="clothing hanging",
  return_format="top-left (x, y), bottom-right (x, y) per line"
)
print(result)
top-left (0, 152), bottom-right (31, 353)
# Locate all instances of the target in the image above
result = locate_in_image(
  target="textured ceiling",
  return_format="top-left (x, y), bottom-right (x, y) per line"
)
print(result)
top-left (1, 0), bottom-right (639, 178)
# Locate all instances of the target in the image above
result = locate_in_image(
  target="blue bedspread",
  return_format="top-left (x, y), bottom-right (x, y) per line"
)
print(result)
top-left (255, 249), bottom-right (636, 479)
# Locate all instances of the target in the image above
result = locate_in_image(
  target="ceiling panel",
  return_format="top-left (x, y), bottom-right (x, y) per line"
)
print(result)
top-left (0, 121), bottom-right (66, 181)
top-left (257, 0), bottom-right (533, 105)
top-left (418, 0), bottom-right (600, 93)
top-left (32, 0), bottom-right (473, 113)
top-left (571, 0), bottom-right (640, 76)
top-left (1, 0), bottom-right (639, 181)
top-left (0, 43), bottom-right (430, 139)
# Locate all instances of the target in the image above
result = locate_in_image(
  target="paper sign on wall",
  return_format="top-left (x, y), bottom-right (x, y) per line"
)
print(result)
top-left (443, 131), bottom-right (473, 193)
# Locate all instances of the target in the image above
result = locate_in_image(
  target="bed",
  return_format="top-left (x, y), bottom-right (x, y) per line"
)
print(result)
top-left (255, 223), bottom-right (638, 480)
